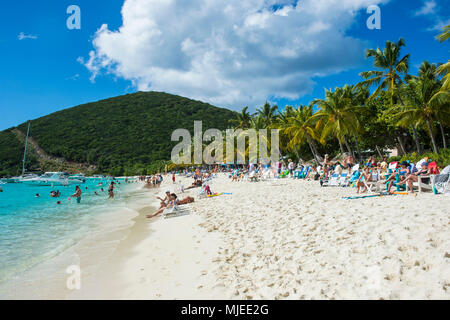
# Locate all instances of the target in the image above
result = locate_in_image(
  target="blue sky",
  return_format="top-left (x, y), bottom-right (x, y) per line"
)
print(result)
top-left (0, 0), bottom-right (448, 130)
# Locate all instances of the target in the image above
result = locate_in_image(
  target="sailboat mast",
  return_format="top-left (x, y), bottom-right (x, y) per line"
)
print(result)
top-left (22, 121), bottom-right (31, 177)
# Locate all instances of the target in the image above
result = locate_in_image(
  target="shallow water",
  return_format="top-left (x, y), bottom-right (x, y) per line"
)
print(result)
top-left (0, 178), bottom-right (140, 288)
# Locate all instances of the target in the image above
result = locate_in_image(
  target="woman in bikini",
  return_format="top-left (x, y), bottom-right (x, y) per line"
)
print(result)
top-left (319, 154), bottom-right (330, 180)
top-left (356, 167), bottom-right (373, 194)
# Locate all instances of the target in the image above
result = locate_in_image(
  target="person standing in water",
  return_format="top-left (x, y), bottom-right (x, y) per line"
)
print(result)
top-left (71, 186), bottom-right (82, 204)
top-left (108, 181), bottom-right (116, 199)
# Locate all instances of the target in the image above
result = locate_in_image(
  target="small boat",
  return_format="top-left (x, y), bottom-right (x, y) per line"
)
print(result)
top-left (68, 174), bottom-right (86, 184)
top-left (22, 172), bottom-right (83, 186)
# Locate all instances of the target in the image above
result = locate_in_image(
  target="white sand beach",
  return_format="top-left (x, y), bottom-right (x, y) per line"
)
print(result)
top-left (85, 174), bottom-right (449, 300)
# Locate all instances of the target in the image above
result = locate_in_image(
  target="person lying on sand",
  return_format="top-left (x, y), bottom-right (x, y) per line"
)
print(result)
top-left (177, 196), bottom-right (194, 205)
top-left (186, 179), bottom-right (202, 190)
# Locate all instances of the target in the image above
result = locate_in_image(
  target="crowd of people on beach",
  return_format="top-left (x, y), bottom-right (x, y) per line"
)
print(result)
top-left (222, 153), bottom-right (449, 196)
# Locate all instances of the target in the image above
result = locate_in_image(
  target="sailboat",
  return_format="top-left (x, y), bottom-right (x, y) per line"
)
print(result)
top-left (8, 121), bottom-right (39, 183)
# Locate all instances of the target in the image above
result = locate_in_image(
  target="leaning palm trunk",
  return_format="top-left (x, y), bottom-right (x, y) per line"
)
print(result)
top-left (343, 136), bottom-right (354, 159)
top-left (293, 145), bottom-right (301, 161)
top-left (353, 133), bottom-right (362, 161)
top-left (397, 136), bottom-right (407, 155)
top-left (306, 134), bottom-right (321, 164)
top-left (376, 145), bottom-right (383, 158)
top-left (338, 139), bottom-right (345, 155)
top-left (438, 121), bottom-right (447, 149)
top-left (425, 119), bottom-right (439, 154)
top-left (410, 125), bottom-right (422, 154)
top-left (398, 94), bottom-right (423, 154)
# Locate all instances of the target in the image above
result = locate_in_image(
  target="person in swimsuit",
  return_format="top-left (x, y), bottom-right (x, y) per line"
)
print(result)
top-left (404, 162), bottom-right (431, 195)
top-left (157, 190), bottom-right (171, 209)
top-left (356, 167), bottom-right (373, 194)
top-left (345, 154), bottom-right (355, 174)
top-left (380, 161), bottom-right (410, 192)
top-left (147, 193), bottom-right (177, 218)
top-left (320, 154), bottom-right (330, 180)
top-left (71, 186), bottom-right (82, 203)
top-left (108, 181), bottom-right (116, 199)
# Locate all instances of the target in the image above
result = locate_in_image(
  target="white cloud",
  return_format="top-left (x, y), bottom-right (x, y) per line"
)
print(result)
top-left (81, 0), bottom-right (386, 109)
top-left (427, 18), bottom-right (450, 31)
top-left (413, 1), bottom-right (449, 33)
top-left (414, 0), bottom-right (436, 16)
top-left (18, 32), bottom-right (37, 40)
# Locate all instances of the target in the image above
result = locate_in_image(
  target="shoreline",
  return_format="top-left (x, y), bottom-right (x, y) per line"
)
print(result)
top-left (1, 174), bottom-right (449, 299)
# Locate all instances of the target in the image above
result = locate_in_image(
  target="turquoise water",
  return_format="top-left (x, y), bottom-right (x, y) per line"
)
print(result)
top-left (0, 178), bottom-right (137, 285)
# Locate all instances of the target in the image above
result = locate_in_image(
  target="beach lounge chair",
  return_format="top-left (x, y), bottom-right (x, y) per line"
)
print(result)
top-left (431, 165), bottom-right (450, 194)
top-left (163, 201), bottom-right (190, 219)
top-left (321, 173), bottom-right (340, 187)
top-left (338, 173), bottom-right (349, 186)
top-left (407, 162), bottom-right (440, 193)
top-left (363, 172), bottom-right (380, 193)
top-left (299, 166), bottom-right (311, 179)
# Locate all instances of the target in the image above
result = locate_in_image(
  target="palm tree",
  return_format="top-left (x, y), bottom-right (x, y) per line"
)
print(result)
top-left (275, 106), bottom-right (299, 159)
top-left (281, 105), bottom-right (321, 163)
top-left (436, 25), bottom-right (450, 92)
top-left (357, 38), bottom-right (422, 153)
top-left (436, 25), bottom-right (450, 42)
top-left (341, 84), bottom-right (367, 160)
top-left (230, 106), bottom-right (252, 129)
top-left (387, 73), bottom-right (450, 154)
top-left (256, 102), bottom-right (278, 127)
top-left (420, 61), bottom-right (449, 149)
top-left (310, 87), bottom-right (362, 158)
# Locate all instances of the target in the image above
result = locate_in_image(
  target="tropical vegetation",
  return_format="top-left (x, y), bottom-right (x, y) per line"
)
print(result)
top-left (227, 28), bottom-right (449, 167)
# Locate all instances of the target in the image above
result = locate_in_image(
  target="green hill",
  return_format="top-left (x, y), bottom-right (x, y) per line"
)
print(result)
top-left (0, 91), bottom-right (236, 176)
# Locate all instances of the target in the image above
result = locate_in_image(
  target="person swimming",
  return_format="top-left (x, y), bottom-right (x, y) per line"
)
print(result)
top-left (35, 193), bottom-right (40, 198)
